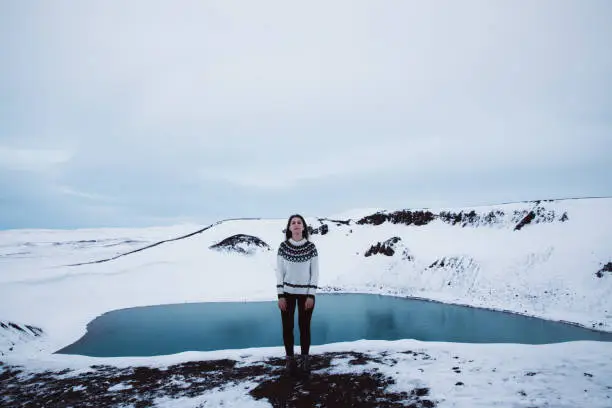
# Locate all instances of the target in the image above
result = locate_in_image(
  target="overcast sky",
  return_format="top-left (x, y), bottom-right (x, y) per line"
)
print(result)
top-left (1, 1), bottom-right (611, 230)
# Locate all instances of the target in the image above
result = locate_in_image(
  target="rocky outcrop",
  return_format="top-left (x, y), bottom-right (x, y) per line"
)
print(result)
top-left (438, 210), bottom-right (504, 227)
top-left (365, 238), bottom-right (397, 257)
top-left (209, 234), bottom-right (271, 255)
top-left (309, 224), bottom-right (329, 235)
top-left (364, 237), bottom-right (413, 260)
top-left (596, 262), bottom-right (612, 278)
top-left (356, 201), bottom-right (569, 230)
top-left (1, 320), bottom-right (44, 355)
top-left (426, 256), bottom-right (480, 287)
top-left (427, 256), bottom-right (479, 273)
top-left (513, 204), bottom-right (568, 230)
top-left (318, 218), bottom-right (350, 226)
top-left (357, 210), bottom-right (435, 226)
top-left (439, 203), bottom-right (569, 230)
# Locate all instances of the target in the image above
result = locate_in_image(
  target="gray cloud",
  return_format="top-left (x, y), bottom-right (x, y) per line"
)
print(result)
top-left (1, 1), bottom-right (611, 228)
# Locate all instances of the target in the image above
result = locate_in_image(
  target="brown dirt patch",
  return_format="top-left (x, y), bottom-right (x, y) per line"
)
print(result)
top-left (1, 351), bottom-right (435, 407)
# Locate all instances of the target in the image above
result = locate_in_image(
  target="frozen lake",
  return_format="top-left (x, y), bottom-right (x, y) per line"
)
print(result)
top-left (56, 293), bottom-right (612, 357)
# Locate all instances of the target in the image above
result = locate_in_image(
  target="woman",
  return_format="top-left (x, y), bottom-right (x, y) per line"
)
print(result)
top-left (276, 214), bottom-right (319, 375)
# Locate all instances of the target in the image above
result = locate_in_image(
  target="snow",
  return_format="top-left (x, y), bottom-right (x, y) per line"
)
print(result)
top-left (153, 381), bottom-right (273, 408)
top-left (108, 382), bottom-right (133, 392)
top-left (1, 197), bottom-right (612, 406)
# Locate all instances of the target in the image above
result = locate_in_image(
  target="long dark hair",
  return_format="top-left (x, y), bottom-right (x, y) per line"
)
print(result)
top-left (285, 214), bottom-right (309, 241)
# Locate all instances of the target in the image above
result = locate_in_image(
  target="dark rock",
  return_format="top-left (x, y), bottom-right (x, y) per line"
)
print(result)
top-left (355, 203), bottom-right (565, 229)
top-left (514, 204), bottom-right (564, 230)
top-left (8, 323), bottom-right (25, 333)
top-left (430, 259), bottom-right (446, 268)
top-left (438, 210), bottom-right (483, 227)
top-left (402, 248), bottom-right (414, 261)
top-left (514, 211), bottom-right (536, 230)
top-left (388, 210), bottom-right (435, 226)
top-left (209, 234), bottom-right (270, 255)
top-left (364, 237), bottom-right (402, 257)
top-left (412, 388), bottom-right (429, 396)
top-left (318, 218), bottom-right (350, 226)
top-left (427, 256), bottom-right (477, 274)
top-left (24, 325), bottom-right (44, 337)
top-left (596, 262), bottom-right (612, 278)
top-left (357, 210), bottom-right (435, 226)
top-left (357, 211), bottom-right (388, 226)
top-left (309, 224), bottom-right (329, 235)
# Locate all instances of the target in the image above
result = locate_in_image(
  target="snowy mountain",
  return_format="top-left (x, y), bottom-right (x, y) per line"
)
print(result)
top-left (1, 197), bottom-right (611, 407)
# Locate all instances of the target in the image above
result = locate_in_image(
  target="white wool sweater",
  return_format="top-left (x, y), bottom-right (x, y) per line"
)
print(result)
top-left (276, 238), bottom-right (319, 298)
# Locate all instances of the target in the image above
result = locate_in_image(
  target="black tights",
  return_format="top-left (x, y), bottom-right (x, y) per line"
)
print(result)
top-left (280, 294), bottom-right (315, 356)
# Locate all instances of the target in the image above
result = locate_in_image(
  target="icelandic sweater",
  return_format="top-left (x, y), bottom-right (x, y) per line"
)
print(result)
top-left (276, 238), bottom-right (319, 298)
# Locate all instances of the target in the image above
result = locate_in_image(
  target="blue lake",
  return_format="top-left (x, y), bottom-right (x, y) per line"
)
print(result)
top-left (56, 293), bottom-right (612, 357)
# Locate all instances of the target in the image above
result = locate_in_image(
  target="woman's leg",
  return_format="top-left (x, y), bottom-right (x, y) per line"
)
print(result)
top-left (297, 295), bottom-right (315, 356)
top-left (280, 294), bottom-right (297, 356)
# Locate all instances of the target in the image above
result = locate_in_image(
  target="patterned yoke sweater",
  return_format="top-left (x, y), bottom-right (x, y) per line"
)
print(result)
top-left (276, 238), bottom-right (320, 299)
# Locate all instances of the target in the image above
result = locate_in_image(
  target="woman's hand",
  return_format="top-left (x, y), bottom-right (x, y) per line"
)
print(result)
top-left (278, 297), bottom-right (287, 311)
top-left (305, 297), bottom-right (314, 310)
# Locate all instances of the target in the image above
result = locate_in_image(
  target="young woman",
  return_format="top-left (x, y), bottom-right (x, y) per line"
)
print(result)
top-left (275, 214), bottom-right (319, 375)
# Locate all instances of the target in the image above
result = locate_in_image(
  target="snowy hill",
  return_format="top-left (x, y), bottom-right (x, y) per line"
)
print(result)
top-left (1, 197), bottom-right (612, 407)
top-left (2, 197), bottom-right (611, 352)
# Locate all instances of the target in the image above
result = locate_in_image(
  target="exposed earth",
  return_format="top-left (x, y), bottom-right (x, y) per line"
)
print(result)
top-left (1, 351), bottom-right (436, 408)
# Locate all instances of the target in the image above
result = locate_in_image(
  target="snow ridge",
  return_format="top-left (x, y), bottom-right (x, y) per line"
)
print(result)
top-left (356, 200), bottom-right (568, 229)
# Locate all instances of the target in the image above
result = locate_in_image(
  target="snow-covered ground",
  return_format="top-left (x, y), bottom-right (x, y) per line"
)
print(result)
top-left (1, 197), bottom-right (612, 407)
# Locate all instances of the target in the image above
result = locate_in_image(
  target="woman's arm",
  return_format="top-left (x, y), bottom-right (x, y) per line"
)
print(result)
top-left (276, 254), bottom-right (285, 298)
top-left (307, 252), bottom-right (319, 298)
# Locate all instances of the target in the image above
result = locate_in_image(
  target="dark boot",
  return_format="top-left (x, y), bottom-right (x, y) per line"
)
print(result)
top-left (285, 355), bottom-right (298, 376)
top-left (300, 355), bottom-right (311, 374)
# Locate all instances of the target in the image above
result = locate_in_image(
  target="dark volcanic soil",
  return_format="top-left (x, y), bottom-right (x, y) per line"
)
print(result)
top-left (0, 352), bottom-right (436, 408)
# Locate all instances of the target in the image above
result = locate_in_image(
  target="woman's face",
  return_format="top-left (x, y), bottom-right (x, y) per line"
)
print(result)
top-left (289, 216), bottom-right (304, 237)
